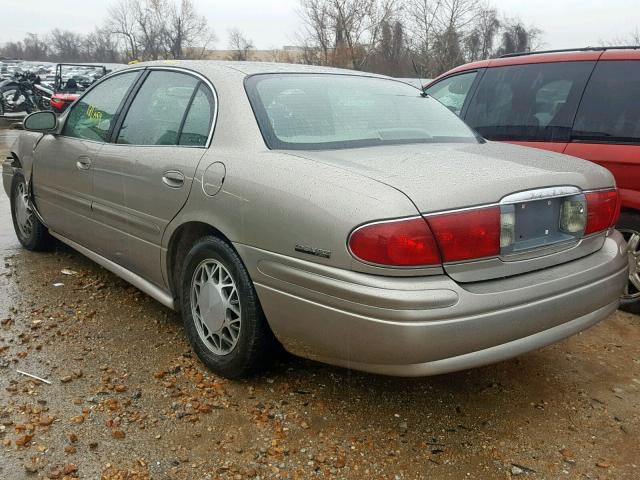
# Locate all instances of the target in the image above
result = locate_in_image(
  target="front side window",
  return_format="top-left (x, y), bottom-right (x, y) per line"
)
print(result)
top-left (465, 61), bottom-right (595, 142)
top-left (573, 61), bottom-right (640, 143)
top-left (426, 71), bottom-right (478, 116)
top-left (63, 71), bottom-right (139, 142)
top-left (245, 74), bottom-right (479, 150)
top-left (116, 71), bottom-right (198, 146)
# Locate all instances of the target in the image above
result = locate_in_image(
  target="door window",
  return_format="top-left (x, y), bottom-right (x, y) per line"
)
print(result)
top-left (179, 84), bottom-right (216, 146)
top-left (465, 61), bottom-right (595, 141)
top-left (116, 71), bottom-right (198, 146)
top-left (63, 71), bottom-right (139, 142)
top-left (426, 71), bottom-right (477, 116)
top-left (572, 61), bottom-right (640, 143)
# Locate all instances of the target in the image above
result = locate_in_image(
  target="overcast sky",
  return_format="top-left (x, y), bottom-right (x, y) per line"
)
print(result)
top-left (0, 0), bottom-right (638, 50)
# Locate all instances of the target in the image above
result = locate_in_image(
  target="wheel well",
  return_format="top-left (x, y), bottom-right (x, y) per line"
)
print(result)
top-left (166, 221), bottom-right (232, 305)
top-left (9, 152), bottom-right (22, 169)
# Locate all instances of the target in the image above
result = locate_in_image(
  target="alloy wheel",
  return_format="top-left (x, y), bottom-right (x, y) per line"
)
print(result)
top-left (620, 228), bottom-right (640, 300)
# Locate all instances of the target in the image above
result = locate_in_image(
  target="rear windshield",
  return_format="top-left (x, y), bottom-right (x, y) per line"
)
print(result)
top-left (245, 74), bottom-right (480, 150)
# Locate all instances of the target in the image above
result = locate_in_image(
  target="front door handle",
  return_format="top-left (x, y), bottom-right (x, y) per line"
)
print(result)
top-left (162, 170), bottom-right (185, 188)
top-left (76, 156), bottom-right (91, 170)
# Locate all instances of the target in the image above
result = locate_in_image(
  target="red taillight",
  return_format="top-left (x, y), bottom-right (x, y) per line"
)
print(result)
top-left (348, 217), bottom-right (441, 266)
top-left (426, 207), bottom-right (501, 262)
top-left (585, 189), bottom-right (620, 235)
top-left (348, 206), bottom-right (502, 267)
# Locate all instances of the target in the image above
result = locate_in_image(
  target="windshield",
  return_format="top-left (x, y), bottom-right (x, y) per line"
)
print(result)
top-left (245, 73), bottom-right (480, 150)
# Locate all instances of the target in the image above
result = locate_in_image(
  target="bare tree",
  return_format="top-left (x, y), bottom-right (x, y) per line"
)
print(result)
top-left (497, 18), bottom-right (541, 56)
top-left (50, 29), bottom-right (84, 62)
top-left (298, 0), bottom-right (397, 69)
top-left (83, 28), bottom-right (123, 63)
top-left (227, 29), bottom-right (255, 61)
top-left (366, 19), bottom-right (413, 75)
top-left (22, 34), bottom-right (49, 61)
top-left (298, 0), bottom-right (333, 64)
top-left (0, 41), bottom-right (24, 60)
top-left (602, 28), bottom-right (640, 47)
top-left (165, 0), bottom-right (216, 59)
top-left (106, 0), bottom-right (215, 61)
top-left (107, 0), bottom-right (140, 61)
top-left (465, 6), bottom-right (500, 61)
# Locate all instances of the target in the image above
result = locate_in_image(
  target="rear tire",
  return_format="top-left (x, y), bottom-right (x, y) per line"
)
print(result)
top-left (618, 210), bottom-right (640, 314)
top-left (180, 236), bottom-right (278, 378)
top-left (10, 173), bottom-right (53, 251)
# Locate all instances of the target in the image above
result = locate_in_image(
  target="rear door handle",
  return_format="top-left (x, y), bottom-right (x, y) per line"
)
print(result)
top-left (162, 170), bottom-right (185, 188)
top-left (76, 156), bottom-right (91, 170)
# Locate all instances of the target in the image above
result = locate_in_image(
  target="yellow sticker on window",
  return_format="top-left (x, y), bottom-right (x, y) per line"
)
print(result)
top-left (86, 104), bottom-right (103, 125)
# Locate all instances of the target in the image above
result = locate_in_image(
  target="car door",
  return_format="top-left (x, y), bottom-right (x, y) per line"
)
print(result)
top-left (91, 69), bottom-right (216, 287)
top-left (32, 70), bottom-right (141, 248)
top-left (566, 59), bottom-right (640, 211)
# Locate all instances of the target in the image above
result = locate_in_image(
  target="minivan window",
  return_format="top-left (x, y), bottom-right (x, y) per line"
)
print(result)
top-left (572, 61), bottom-right (640, 143)
top-left (63, 71), bottom-right (139, 142)
top-left (426, 71), bottom-right (478, 116)
top-left (245, 74), bottom-right (480, 150)
top-left (465, 61), bottom-right (595, 142)
top-left (117, 71), bottom-right (198, 146)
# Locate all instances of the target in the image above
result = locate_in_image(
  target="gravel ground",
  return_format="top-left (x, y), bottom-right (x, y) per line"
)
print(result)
top-left (0, 126), bottom-right (639, 479)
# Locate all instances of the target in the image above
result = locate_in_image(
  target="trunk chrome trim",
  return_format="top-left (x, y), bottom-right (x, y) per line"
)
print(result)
top-left (500, 186), bottom-right (582, 204)
top-left (49, 230), bottom-right (175, 310)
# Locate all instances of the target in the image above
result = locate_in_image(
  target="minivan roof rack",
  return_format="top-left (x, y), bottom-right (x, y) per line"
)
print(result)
top-left (500, 46), bottom-right (640, 58)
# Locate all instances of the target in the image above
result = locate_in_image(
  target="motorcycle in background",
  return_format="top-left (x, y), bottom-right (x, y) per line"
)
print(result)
top-left (0, 72), bottom-right (51, 116)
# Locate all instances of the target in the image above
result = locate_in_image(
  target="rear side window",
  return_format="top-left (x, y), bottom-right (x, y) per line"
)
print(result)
top-left (426, 71), bottom-right (477, 116)
top-left (179, 84), bottom-right (215, 146)
top-left (63, 71), bottom-right (139, 142)
top-left (465, 61), bottom-right (594, 142)
top-left (573, 61), bottom-right (640, 143)
top-left (117, 71), bottom-right (198, 146)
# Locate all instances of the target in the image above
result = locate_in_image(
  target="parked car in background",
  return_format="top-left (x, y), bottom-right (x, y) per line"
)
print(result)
top-left (3, 61), bottom-right (626, 378)
top-left (425, 47), bottom-right (640, 312)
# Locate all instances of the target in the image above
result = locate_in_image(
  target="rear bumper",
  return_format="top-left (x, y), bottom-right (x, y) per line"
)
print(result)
top-left (237, 230), bottom-right (628, 376)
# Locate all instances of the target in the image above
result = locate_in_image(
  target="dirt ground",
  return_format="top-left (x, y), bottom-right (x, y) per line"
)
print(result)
top-left (0, 125), bottom-right (639, 479)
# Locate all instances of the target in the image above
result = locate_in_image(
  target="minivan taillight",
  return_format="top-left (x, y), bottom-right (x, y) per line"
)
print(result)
top-left (348, 217), bottom-right (441, 267)
top-left (585, 189), bottom-right (620, 235)
top-left (426, 207), bottom-right (501, 262)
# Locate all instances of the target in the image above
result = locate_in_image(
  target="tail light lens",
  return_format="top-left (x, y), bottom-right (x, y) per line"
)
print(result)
top-left (348, 217), bottom-right (441, 267)
top-left (585, 189), bottom-right (620, 235)
top-left (348, 206), bottom-right (501, 267)
top-left (349, 188), bottom-right (618, 268)
top-left (426, 207), bottom-right (501, 262)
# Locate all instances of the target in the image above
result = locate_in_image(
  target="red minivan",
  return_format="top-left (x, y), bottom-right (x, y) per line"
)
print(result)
top-left (425, 47), bottom-right (640, 312)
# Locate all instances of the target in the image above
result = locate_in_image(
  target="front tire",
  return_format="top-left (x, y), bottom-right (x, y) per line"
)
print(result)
top-left (618, 210), bottom-right (640, 314)
top-left (180, 236), bottom-right (278, 378)
top-left (10, 173), bottom-right (53, 251)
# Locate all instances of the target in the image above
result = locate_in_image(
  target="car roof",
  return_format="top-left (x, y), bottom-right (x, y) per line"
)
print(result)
top-left (126, 59), bottom-right (392, 79)
top-left (428, 46), bottom-right (640, 84)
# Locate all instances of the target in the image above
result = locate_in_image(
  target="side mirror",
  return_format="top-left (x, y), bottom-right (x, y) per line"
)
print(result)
top-left (23, 111), bottom-right (57, 132)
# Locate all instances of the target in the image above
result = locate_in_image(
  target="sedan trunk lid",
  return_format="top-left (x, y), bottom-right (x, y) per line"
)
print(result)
top-left (284, 141), bottom-right (616, 282)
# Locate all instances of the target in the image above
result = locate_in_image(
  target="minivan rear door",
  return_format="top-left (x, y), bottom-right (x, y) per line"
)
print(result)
top-left (462, 60), bottom-right (597, 152)
top-left (567, 57), bottom-right (640, 212)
